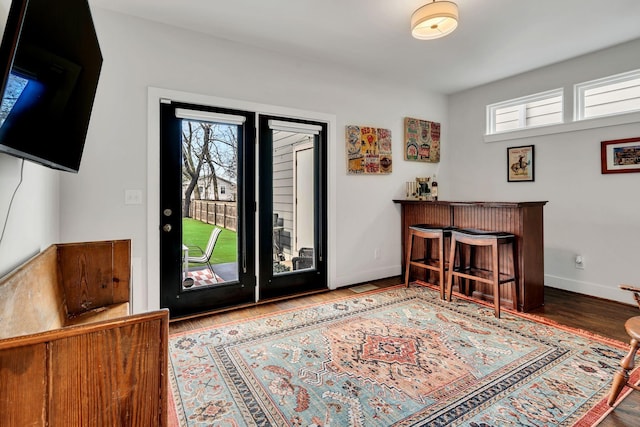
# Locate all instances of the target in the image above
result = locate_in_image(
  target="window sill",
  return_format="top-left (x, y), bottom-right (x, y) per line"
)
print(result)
top-left (484, 111), bottom-right (640, 143)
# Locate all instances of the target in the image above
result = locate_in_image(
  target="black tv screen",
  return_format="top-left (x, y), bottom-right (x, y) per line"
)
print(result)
top-left (0, 0), bottom-right (102, 173)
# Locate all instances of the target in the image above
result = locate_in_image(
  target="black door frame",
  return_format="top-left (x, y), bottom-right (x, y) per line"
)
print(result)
top-left (159, 100), bottom-right (256, 318)
top-left (257, 115), bottom-right (328, 300)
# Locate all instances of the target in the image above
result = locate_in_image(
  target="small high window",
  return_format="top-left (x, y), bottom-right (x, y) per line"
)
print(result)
top-left (486, 89), bottom-right (563, 135)
top-left (575, 69), bottom-right (640, 120)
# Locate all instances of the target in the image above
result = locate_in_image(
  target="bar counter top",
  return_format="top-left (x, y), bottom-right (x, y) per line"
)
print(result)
top-left (393, 199), bottom-right (548, 208)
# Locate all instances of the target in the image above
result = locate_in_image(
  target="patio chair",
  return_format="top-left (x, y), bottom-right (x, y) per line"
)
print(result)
top-left (293, 247), bottom-right (314, 271)
top-left (186, 227), bottom-right (222, 281)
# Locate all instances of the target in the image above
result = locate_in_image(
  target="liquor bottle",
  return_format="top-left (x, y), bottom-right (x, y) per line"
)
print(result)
top-left (431, 174), bottom-right (438, 201)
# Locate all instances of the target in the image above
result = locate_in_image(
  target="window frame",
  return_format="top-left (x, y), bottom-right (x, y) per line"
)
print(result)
top-left (574, 68), bottom-right (640, 121)
top-left (486, 88), bottom-right (564, 136)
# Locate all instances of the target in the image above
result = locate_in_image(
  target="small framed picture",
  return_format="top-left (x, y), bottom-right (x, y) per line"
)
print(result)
top-left (507, 145), bottom-right (534, 182)
top-left (601, 137), bottom-right (640, 174)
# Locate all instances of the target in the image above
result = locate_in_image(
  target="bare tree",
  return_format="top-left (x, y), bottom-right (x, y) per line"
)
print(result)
top-left (209, 125), bottom-right (238, 181)
top-left (182, 122), bottom-right (209, 217)
top-left (182, 121), bottom-right (238, 216)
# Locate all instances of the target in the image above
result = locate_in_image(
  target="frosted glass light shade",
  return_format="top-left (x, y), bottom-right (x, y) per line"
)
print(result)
top-left (411, 1), bottom-right (459, 40)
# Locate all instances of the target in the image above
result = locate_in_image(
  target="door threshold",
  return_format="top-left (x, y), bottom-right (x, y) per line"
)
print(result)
top-left (168, 287), bottom-right (330, 323)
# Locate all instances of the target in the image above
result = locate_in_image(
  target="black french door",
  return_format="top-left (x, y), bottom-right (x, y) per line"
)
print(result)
top-left (257, 115), bottom-right (328, 300)
top-left (159, 101), bottom-right (255, 318)
top-left (159, 103), bottom-right (328, 317)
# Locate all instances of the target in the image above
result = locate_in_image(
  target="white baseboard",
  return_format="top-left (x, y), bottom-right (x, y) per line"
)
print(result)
top-left (544, 274), bottom-right (632, 305)
top-left (332, 270), bottom-right (634, 307)
top-left (332, 265), bottom-right (401, 290)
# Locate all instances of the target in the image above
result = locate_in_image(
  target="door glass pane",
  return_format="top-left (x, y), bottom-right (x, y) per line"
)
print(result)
top-left (272, 130), bottom-right (315, 275)
top-left (180, 119), bottom-right (239, 289)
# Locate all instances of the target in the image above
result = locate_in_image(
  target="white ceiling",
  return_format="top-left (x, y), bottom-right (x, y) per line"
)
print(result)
top-left (89, 0), bottom-right (640, 94)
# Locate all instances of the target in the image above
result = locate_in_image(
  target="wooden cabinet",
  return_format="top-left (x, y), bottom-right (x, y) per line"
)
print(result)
top-left (394, 200), bottom-right (547, 311)
top-left (0, 240), bottom-right (169, 426)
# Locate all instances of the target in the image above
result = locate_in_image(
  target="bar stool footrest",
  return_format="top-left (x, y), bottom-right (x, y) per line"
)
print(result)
top-left (451, 267), bottom-right (515, 284)
top-left (410, 258), bottom-right (447, 269)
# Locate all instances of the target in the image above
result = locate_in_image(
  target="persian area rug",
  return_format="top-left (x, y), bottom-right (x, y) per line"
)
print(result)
top-left (168, 285), bottom-right (636, 427)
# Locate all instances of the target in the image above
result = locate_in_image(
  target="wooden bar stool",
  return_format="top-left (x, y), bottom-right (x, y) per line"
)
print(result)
top-left (445, 228), bottom-right (518, 318)
top-left (404, 224), bottom-right (455, 299)
top-left (608, 316), bottom-right (640, 406)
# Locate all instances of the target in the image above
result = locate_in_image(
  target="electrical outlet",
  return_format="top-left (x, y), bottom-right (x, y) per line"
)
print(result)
top-left (575, 255), bottom-right (585, 270)
top-left (374, 248), bottom-right (381, 260)
top-left (125, 189), bottom-right (143, 205)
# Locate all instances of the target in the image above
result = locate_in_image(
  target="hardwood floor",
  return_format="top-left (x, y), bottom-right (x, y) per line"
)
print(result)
top-left (169, 276), bottom-right (640, 426)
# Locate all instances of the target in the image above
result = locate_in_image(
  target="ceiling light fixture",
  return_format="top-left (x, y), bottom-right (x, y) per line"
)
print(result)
top-left (411, 0), bottom-right (459, 40)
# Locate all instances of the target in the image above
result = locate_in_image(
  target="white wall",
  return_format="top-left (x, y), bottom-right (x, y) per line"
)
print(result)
top-left (59, 9), bottom-right (447, 312)
top-left (0, 0), bottom-right (60, 277)
top-left (445, 38), bottom-right (640, 305)
top-left (0, 156), bottom-right (60, 277)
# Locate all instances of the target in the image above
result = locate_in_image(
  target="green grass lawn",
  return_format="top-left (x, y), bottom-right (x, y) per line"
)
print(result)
top-left (182, 218), bottom-right (237, 265)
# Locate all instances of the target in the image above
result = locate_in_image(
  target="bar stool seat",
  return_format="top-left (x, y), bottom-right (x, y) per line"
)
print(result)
top-left (404, 224), bottom-right (456, 299)
top-left (446, 228), bottom-right (518, 318)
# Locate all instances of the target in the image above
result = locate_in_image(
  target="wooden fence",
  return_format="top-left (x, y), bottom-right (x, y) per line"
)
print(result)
top-left (189, 200), bottom-right (237, 231)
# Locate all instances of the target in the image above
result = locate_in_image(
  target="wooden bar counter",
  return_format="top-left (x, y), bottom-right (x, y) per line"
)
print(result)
top-left (393, 200), bottom-right (547, 312)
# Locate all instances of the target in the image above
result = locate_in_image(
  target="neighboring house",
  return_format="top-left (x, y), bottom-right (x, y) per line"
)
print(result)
top-left (183, 175), bottom-right (236, 201)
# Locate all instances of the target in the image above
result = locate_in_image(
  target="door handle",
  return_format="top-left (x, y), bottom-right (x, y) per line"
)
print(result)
top-left (162, 224), bottom-right (172, 232)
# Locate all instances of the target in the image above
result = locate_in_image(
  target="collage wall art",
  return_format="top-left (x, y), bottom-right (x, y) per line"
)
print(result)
top-left (346, 118), bottom-right (440, 175)
top-left (346, 125), bottom-right (393, 174)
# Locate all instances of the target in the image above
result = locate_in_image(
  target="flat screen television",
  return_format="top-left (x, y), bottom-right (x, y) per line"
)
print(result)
top-left (0, 0), bottom-right (102, 173)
